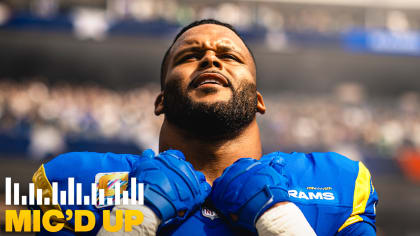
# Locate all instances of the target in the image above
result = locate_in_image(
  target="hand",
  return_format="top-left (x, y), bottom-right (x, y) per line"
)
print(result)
top-left (129, 149), bottom-right (211, 228)
top-left (210, 158), bottom-right (290, 232)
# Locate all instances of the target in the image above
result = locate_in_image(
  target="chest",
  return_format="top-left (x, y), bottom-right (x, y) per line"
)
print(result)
top-left (163, 154), bottom-right (358, 235)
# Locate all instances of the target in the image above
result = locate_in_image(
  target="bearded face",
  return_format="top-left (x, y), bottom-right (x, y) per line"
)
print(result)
top-left (163, 78), bottom-right (257, 139)
top-left (155, 24), bottom-right (265, 140)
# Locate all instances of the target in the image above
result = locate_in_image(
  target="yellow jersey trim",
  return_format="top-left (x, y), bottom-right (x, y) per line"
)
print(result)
top-left (32, 165), bottom-right (74, 231)
top-left (338, 162), bottom-right (371, 232)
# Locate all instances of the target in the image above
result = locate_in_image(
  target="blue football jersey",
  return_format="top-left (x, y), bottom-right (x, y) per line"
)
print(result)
top-left (162, 152), bottom-right (378, 236)
top-left (32, 151), bottom-right (378, 235)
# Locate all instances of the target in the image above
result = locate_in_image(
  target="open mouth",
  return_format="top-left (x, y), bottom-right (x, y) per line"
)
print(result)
top-left (191, 72), bottom-right (229, 88)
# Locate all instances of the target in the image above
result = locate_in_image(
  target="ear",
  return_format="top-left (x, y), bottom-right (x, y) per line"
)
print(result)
top-left (154, 92), bottom-right (164, 116)
top-left (256, 91), bottom-right (266, 114)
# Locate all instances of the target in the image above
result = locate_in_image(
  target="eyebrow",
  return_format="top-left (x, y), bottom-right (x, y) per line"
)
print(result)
top-left (172, 41), bottom-right (244, 63)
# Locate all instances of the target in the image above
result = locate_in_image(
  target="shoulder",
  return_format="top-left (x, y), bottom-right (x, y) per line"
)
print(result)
top-left (280, 152), bottom-right (372, 194)
top-left (264, 151), bottom-right (378, 233)
top-left (33, 152), bottom-right (141, 189)
top-left (265, 151), bottom-right (372, 205)
top-left (267, 151), bottom-right (360, 178)
top-left (45, 152), bottom-right (141, 174)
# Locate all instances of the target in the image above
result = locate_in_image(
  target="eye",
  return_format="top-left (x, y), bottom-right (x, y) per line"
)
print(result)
top-left (220, 54), bottom-right (239, 61)
top-left (180, 53), bottom-right (200, 62)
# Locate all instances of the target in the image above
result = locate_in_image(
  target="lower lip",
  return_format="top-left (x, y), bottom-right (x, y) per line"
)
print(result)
top-left (196, 83), bottom-right (224, 89)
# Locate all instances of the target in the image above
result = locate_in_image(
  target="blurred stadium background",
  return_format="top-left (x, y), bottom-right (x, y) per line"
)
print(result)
top-left (0, 0), bottom-right (420, 235)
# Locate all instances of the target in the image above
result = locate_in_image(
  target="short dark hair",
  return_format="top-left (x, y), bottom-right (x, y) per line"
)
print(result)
top-left (159, 19), bottom-right (255, 90)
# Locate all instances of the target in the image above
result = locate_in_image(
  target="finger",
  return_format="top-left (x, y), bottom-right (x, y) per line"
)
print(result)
top-left (162, 149), bottom-right (186, 160)
top-left (259, 155), bottom-right (275, 164)
top-left (195, 170), bottom-right (206, 182)
top-left (193, 170), bottom-right (210, 194)
top-left (201, 181), bottom-right (211, 195)
top-left (141, 149), bottom-right (155, 159)
top-left (219, 158), bottom-right (260, 184)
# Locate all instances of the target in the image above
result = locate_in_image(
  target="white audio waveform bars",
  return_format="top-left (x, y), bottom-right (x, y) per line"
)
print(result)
top-left (5, 177), bottom-right (144, 206)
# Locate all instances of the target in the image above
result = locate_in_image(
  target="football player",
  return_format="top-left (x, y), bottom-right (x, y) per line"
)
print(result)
top-left (33, 19), bottom-right (378, 236)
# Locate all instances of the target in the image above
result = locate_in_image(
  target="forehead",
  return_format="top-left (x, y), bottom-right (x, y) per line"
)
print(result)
top-left (171, 24), bottom-right (251, 58)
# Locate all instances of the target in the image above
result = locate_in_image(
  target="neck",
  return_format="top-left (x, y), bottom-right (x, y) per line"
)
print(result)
top-left (158, 118), bottom-right (263, 184)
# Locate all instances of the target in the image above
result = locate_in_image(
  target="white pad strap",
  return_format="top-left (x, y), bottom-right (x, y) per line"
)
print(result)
top-left (256, 202), bottom-right (317, 236)
top-left (98, 202), bottom-right (161, 236)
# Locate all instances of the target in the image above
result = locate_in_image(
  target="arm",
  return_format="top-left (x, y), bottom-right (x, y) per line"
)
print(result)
top-left (97, 204), bottom-right (160, 236)
top-left (210, 157), bottom-right (316, 235)
top-left (98, 149), bottom-right (210, 236)
top-left (337, 162), bottom-right (378, 235)
top-left (337, 222), bottom-right (376, 236)
top-left (256, 202), bottom-right (316, 236)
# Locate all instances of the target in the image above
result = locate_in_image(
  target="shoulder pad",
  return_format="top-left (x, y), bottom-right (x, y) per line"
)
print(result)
top-left (43, 152), bottom-right (141, 183)
top-left (32, 152), bottom-right (142, 233)
top-left (269, 151), bottom-right (359, 178)
top-left (264, 151), bottom-right (359, 206)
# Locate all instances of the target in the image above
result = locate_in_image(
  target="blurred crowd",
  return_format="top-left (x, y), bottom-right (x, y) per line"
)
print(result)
top-left (0, 80), bottom-right (162, 158)
top-left (1, 79), bottom-right (420, 179)
top-left (1, 0), bottom-right (420, 41)
top-left (261, 88), bottom-right (420, 153)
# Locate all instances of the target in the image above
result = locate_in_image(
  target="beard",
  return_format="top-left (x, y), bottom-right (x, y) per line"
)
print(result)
top-left (162, 79), bottom-right (258, 140)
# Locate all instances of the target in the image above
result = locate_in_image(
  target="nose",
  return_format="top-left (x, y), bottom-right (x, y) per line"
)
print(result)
top-left (199, 51), bottom-right (222, 70)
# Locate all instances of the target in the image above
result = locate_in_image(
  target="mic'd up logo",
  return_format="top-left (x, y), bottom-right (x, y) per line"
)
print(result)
top-left (3, 175), bottom-right (145, 233)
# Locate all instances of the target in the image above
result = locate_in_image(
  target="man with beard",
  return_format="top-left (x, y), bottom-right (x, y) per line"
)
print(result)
top-left (32, 19), bottom-right (377, 236)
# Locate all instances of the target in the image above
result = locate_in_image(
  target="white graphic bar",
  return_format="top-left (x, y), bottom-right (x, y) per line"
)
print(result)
top-left (5, 177), bottom-right (11, 205)
top-left (122, 191), bottom-right (128, 205)
top-left (76, 183), bottom-right (82, 205)
top-left (99, 189), bottom-right (105, 205)
top-left (52, 182), bottom-right (58, 205)
top-left (91, 183), bottom-right (96, 205)
top-left (29, 183), bottom-right (35, 205)
top-left (21, 196), bottom-right (27, 205)
top-left (60, 191), bottom-right (66, 205)
top-left (107, 197), bottom-right (113, 205)
top-left (138, 183), bottom-right (144, 205)
top-left (115, 181), bottom-right (121, 205)
top-left (36, 189), bottom-right (42, 205)
top-left (84, 196), bottom-right (90, 205)
top-left (131, 178), bottom-right (136, 205)
top-left (68, 178), bottom-right (74, 205)
top-left (14, 183), bottom-right (19, 205)
top-left (3, 178), bottom-right (145, 207)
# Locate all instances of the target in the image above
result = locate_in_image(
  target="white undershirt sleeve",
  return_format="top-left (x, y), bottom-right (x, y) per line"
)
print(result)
top-left (97, 202), bottom-right (161, 236)
top-left (256, 202), bottom-right (317, 236)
